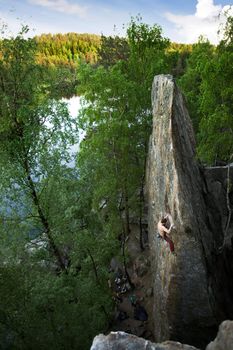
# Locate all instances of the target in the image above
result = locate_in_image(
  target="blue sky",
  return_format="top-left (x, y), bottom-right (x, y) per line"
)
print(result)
top-left (0, 0), bottom-right (232, 43)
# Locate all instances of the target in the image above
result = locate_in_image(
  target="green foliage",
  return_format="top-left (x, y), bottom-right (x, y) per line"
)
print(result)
top-left (197, 40), bottom-right (233, 162)
top-left (77, 17), bottom-right (170, 239)
top-left (35, 32), bottom-right (101, 68)
top-left (126, 17), bottom-right (170, 81)
top-left (179, 15), bottom-right (233, 164)
top-left (166, 42), bottom-right (192, 78)
top-left (98, 34), bottom-right (130, 67)
top-left (0, 25), bottom-right (42, 133)
top-left (178, 37), bottom-right (214, 133)
top-left (0, 24), bottom-right (114, 349)
top-left (0, 259), bottom-right (113, 349)
top-left (197, 106), bottom-right (233, 163)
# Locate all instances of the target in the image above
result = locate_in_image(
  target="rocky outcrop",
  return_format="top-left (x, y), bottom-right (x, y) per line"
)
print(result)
top-left (90, 75), bottom-right (233, 350)
top-left (91, 331), bottom-right (199, 350)
top-left (202, 166), bottom-right (233, 322)
top-left (145, 75), bottom-right (233, 348)
top-left (206, 320), bottom-right (233, 350)
top-left (90, 321), bottom-right (233, 350)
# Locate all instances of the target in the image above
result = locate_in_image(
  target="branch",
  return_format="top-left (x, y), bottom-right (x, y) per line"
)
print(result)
top-left (87, 248), bottom-right (99, 284)
top-left (119, 215), bottom-right (135, 290)
top-left (23, 154), bottom-right (67, 272)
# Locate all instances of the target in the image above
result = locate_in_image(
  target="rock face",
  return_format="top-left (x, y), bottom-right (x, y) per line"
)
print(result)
top-left (91, 331), bottom-right (199, 350)
top-left (145, 75), bottom-right (233, 347)
top-left (202, 166), bottom-right (233, 322)
top-left (206, 320), bottom-right (233, 350)
top-left (90, 321), bottom-right (233, 350)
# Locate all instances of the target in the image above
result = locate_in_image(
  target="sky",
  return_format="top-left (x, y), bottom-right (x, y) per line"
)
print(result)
top-left (0, 0), bottom-right (232, 43)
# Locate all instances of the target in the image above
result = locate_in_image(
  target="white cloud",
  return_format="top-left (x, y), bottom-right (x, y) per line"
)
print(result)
top-left (165, 0), bottom-right (233, 44)
top-left (28, 0), bottom-right (88, 17)
top-left (195, 0), bottom-right (222, 19)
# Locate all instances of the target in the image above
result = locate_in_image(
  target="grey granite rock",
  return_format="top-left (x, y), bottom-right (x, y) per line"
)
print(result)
top-left (145, 75), bottom-right (218, 347)
top-left (90, 331), bottom-right (199, 350)
top-left (206, 321), bottom-right (233, 350)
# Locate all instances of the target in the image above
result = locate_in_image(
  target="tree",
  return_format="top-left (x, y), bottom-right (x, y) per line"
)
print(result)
top-left (0, 24), bottom-right (114, 349)
top-left (166, 43), bottom-right (192, 78)
top-left (178, 37), bottom-right (214, 133)
top-left (77, 18), bottom-right (170, 253)
top-left (178, 15), bottom-right (233, 164)
top-left (197, 16), bottom-right (233, 164)
top-left (35, 32), bottom-right (101, 67)
top-left (97, 34), bottom-right (129, 67)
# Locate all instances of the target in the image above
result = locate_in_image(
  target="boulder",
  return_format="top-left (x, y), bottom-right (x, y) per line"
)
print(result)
top-left (90, 331), bottom-right (199, 350)
top-left (90, 321), bottom-right (233, 350)
top-left (206, 320), bottom-right (233, 350)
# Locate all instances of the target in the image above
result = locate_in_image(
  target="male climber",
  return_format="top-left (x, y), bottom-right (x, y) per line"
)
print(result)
top-left (157, 214), bottom-right (175, 253)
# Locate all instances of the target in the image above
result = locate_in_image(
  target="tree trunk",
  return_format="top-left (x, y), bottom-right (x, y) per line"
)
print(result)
top-left (123, 184), bottom-right (130, 236)
top-left (87, 248), bottom-right (99, 284)
top-left (24, 157), bottom-right (67, 272)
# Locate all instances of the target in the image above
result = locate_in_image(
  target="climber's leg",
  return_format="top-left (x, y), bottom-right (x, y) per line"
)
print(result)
top-left (164, 235), bottom-right (175, 252)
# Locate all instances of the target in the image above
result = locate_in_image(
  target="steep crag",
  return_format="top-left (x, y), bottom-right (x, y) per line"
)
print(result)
top-left (145, 75), bottom-right (233, 348)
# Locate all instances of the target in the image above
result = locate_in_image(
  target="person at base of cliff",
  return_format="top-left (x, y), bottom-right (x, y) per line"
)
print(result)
top-left (157, 214), bottom-right (175, 254)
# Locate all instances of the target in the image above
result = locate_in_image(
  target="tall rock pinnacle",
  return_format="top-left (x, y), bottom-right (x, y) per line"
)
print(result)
top-left (146, 75), bottom-right (221, 347)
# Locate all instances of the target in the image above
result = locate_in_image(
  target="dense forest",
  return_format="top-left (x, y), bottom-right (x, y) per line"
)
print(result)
top-left (0, 15), bottom-right (233, 349)
top-left (35, 32), bottom-right (101, 67)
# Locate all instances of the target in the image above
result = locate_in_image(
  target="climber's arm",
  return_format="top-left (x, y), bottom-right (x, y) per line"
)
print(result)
top-left (157, 221), bottom-right (170, 236)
